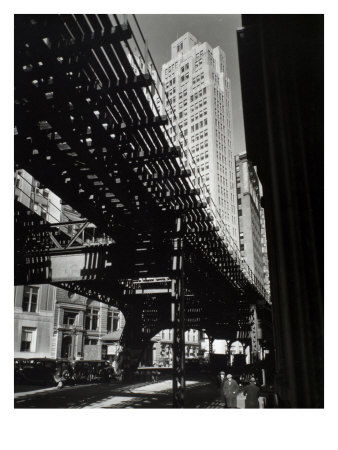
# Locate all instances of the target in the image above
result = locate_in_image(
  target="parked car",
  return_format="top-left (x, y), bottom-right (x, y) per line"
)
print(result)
top-left (14, 358), bottom-right (33, 384)
top-left (14, 358), bottom-right (72, 386)
top-left (71, 360), bottom-right (113, 383)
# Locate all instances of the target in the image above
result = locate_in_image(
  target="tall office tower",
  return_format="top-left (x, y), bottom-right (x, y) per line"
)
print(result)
top-left (235, 152), bottom-right (270, 294)
top-left (161, 33), bottom-right (239, 245)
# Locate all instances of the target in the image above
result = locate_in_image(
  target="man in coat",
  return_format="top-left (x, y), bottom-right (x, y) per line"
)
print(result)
top-left (217, 371), bottom-right (226, 407)
top-left (243, 377), bottom-right (260, 408)
top-left (223, 373), bottom-right (239, 408)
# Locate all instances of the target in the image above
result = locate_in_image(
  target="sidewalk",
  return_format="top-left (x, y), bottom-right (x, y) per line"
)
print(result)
top-left (14, 379), bottom-right (175, 400)
top-left (83, 379), bottom-right (204, 408)
top-left (236, 392), bottom-right (266, 408)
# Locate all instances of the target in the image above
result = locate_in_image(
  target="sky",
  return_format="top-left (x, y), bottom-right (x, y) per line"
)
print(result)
top-left (134, 14), bottom-right (246, 155)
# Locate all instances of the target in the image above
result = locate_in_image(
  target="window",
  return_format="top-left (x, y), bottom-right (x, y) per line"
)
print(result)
top-left (63, 310), bottom-right (78, 326)
top-left (85, 308), bottom-right (99, 330)
top-left (22, 286), bottom-right (39, 312)
top-left (107, 311), bottom-right (113, 331)
top-left (20, 327), bottom-right (36, 352)
top-left (84, 338), bottom-right (98, 345)
top-left (112, 312), bottom-right (120, 331)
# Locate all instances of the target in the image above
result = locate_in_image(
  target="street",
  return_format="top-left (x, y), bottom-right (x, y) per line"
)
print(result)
top-left (14, 379), bottom-right (251, 409)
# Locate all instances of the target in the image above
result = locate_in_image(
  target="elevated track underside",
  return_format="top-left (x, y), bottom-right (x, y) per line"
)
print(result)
top-left (14, 14), bottom-right (272, 405)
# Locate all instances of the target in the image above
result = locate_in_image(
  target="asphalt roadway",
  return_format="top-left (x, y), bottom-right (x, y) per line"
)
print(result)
top-left (14, 379), bottom-right (250, 409)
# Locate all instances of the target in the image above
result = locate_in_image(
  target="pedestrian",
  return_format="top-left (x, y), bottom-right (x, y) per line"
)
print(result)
top-left (54, 368), bottom-right (63, 389)
top-left (223, 373), bottom-right (239, 408)
top-left (243, 377), bottom-right (260, 408)
top-left (217, 371), bottom-right (226, 407)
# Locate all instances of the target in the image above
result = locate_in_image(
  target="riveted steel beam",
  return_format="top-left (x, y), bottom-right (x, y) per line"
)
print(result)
top-left (171, 216), bottom-right (186, 408)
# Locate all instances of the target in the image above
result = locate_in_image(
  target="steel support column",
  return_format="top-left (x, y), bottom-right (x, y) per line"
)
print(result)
top-left (209, 336), bottom-right (214, 357)
top-left (171, 216), bottom-right (185, 408)
top-left (251, 305), bottom-right (259, 363)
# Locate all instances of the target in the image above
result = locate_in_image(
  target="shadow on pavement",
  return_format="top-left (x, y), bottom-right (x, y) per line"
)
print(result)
top-left (14, 381), bottom-right (226, 409)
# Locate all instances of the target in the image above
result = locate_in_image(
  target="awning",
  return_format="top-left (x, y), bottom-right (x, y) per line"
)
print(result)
top-left (101, 330), bottom-right (123, 342)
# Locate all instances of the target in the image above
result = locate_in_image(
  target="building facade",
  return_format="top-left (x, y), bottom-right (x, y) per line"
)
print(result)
top-left (14, 169), bottom-right (124, 361)
top-left (235, 152), bottom-right (270, 290)
top-left (235, 152), bottom-right (271, 369)
top-left (14, 284), bottom-right (125, 361)
top-left (142, 328), bottom-right (202, 367)
top-left (161, 33), bottom-right (239, 245)
top-left (15, 169), bottom-right (62, 224)
top-left (53, 287), bottom-right (124, 361)
top-left (14, 284), bottom-right (56, 358)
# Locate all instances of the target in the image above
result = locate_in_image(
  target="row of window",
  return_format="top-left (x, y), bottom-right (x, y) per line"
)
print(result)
top-left (192, 72), bottom-right (204, 86)
top-left (19, 326), bottom-right (118, 353)
top-left (191, 96), bottom-right (208, 111)
top-left (191, 107), bottom-right (208, 122)
top-left (21, 287), bottom-right (120, 333)
top-left (165, 60), bottom-right (179, 76)
top-left (178, 108), bottom-right (187, 119)
top-left (191, 118), bottom-right (207, 132)
top-left (194, 154), bottom-right (209, 164)
top-left (191, 140), bottom-right (209, 153)
top-left (180, 72), bottom-right (190, 83)
top-left (190, 87), bottom-right (207, 102)
top-left (177, 42), bottom-right (183, 53)
top-left (181, 62), bottom-right (189, 73)
top-left (191, 129), bottom-right (208, 143)
top-left (160, 329), bottom-right (198, 342)
top-left (85, 309), bottom-right (120, 332)
top-left (194, 56), bottom-right (204, 70)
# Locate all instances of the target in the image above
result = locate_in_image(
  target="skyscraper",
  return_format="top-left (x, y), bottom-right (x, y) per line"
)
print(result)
top-left (161, 33), bottom-right (239, 245)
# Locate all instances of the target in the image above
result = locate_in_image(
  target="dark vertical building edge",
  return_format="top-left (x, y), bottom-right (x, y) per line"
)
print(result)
top-left (237, 14), bottom-right (324, 407)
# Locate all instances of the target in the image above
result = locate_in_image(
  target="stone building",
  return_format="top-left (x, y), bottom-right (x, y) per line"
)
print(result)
top-left (14, 284), bottom-right (56, 358)
top-left (14, 284), bottom-right (125, 361)
top-left (142, 328), bottom-right (202, 367)
top-left (161, 32), bottom-right (239, 247)
top-left (235, 152), bottom-right (270, 292)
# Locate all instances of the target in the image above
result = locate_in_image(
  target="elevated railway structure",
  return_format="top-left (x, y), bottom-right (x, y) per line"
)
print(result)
top-left (14, 14), bottom-right (272, 406)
